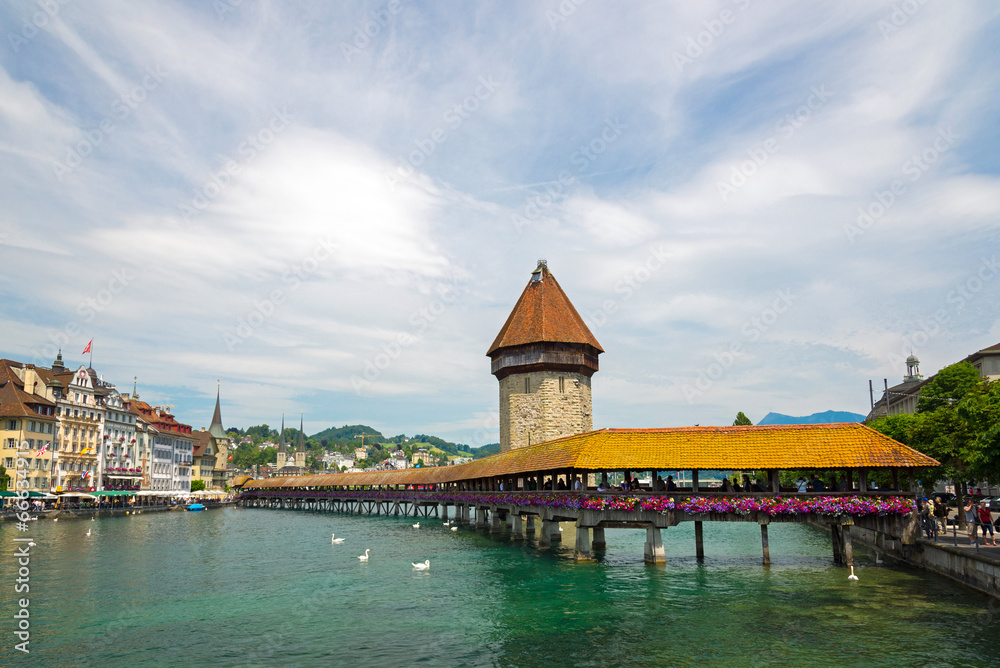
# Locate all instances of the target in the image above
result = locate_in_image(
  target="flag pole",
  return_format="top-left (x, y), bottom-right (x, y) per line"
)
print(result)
top-left (89, 340), bottom-right (93, 368)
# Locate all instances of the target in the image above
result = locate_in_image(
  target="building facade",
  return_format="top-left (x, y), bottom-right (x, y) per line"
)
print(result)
top-left (0, 359), bottom-right (58, 493)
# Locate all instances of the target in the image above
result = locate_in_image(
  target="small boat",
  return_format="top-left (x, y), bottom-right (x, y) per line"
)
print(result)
top-left (186, 503), bottom-right (206, 512)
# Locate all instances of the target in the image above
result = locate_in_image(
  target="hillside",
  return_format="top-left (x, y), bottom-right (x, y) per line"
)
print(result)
top-left (756, 410), bottom-right (865, 425)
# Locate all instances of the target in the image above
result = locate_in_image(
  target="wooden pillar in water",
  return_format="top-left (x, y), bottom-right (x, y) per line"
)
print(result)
top-left (644, 526), bottom-right (665, 564)
top-left (760, 518), bottom-right (771, 566)
top-left (694, 521), bottom-right (704, 559)
top-left (575, 523), bottom-right (591, 560)
top-left (441, 505), bottom-right (448, 521)
top-left (476, 506), bottom-right (487, 529)
top-left (842, 523), bottom-right (854, 567)
top-left (490, 507), bottom-right (501, 533)
top-left (526, 515), bottom-right (536, 534)
top-left (511, 514), bottom-right (524, 540)
top-left (592, 526), bottom-right (606, 550)
top-left (831, 524), bottom-right (842, 563)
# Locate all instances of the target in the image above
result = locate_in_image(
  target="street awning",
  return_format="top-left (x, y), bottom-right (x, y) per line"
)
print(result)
top-left (94, 491), bottom-right (136, 497)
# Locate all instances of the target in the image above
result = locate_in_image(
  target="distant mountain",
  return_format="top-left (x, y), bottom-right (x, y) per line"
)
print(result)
top-left (756, 410), bottom-right (865, 426)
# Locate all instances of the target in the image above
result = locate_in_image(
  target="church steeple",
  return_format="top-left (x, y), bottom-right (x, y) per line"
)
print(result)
top-left (276, 412), bottom-right (287, 470)
top-left (209, 383), bottom-right (226, 439)
top-left (296, 414), bottom-right (305, 453)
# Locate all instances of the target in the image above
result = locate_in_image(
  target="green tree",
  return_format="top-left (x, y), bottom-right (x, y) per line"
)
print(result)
top-left (916, 361), bottom-right (980, 413)
top-left (190, 480), bottom-right (206, 492)
top-left (733, 412), bottom-right (752, 426)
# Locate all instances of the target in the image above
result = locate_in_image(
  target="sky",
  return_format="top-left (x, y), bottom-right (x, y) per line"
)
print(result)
top-left (1, 1), bottom-right (998, 447)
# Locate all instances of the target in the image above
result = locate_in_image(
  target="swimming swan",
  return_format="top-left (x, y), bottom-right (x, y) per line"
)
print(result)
top-left (412, 560), bottom-right (430, 570)
top-left (358, 549), bottom-right (370, 561)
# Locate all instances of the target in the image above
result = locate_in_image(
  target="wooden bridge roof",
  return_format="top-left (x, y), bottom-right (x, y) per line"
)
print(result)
top-left (243, 423), bottom-right (939, 489)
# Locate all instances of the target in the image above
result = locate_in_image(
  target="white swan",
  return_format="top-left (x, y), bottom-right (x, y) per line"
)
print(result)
top-left (358, 549), bottom-right (370, 561)
top-left (331, 533), bottom-right (345, 544)
top-left (85, 529), bottom-right (91, 537)
top-left (450, 526), bottom-right (458, 531)
top-left (848, 565), bottom-right (859, 581)
top-left (412, 522), bottom-right (420, 528)
top-left (91, 517), bottom-right (95, 521)
top-left (412, 560), bottom-right (430, 570)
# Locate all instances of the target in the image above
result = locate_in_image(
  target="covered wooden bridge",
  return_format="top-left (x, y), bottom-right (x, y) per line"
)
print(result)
top-left (238, 423), bottom-right (939, 565)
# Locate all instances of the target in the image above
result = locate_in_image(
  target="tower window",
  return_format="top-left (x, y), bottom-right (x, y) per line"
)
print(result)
top-left (559, 376), bottom-right (565, 393)
top-left (524, 378), bottom-right (530, 393)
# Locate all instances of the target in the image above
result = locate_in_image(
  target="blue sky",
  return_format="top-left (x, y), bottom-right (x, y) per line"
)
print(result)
top-left (1, 1), bottom-right (998, 445)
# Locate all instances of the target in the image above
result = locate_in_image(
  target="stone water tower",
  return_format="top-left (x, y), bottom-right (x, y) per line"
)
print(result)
top-left (487, 261), bottom-right (603, 451)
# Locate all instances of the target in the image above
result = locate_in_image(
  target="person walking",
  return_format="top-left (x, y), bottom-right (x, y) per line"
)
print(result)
top-left (964, 498), bottom-right (980, 546)
top-left (977, 502), bottom-right (997, 547)
top-left (934, 497), bottom-right (948, 534)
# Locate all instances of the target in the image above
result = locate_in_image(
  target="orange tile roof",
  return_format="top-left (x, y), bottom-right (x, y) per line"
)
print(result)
top-left (487, 263), bottom-right (603, 355)
top-left (244, 423), bottom-right (938, 489)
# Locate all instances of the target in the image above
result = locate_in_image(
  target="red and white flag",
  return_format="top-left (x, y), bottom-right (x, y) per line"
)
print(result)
top-left (36, 441), bottom-right (50, 456)
top-left (82, 339), bottom-right (93, 355)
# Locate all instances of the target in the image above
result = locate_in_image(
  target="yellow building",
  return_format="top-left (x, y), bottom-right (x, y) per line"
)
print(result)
top-left (0, 359), bottom-right (57, 493)
top-left (36, 354), bottom-right (103, 491)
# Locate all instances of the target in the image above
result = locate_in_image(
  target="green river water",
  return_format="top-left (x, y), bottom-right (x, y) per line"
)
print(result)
top-left (2, 507), bottom-right (998, 667)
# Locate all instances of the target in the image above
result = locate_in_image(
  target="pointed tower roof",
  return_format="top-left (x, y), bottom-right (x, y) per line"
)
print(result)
top-left (209, 385), bottom-right (226, 439)
top-left (296, 415), bottom-right (305, 452)
top-left (278, 413), bottom-right (287, 453)
top-left (487, 261), bottom-right (603, 356)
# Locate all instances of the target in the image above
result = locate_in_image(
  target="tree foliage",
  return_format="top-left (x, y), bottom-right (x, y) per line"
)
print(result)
top-left (869, 363), bottom-right (1000, 487)
top-left (190, 479), bottom-right (206, 492)
top-left (733, 411), bottom-right (753, 426)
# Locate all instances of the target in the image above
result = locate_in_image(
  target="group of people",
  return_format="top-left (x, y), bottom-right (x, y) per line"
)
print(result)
top-left (962, 497), bottom-right (997, 547)
top-left (918, 496), bottom-right (997, 546)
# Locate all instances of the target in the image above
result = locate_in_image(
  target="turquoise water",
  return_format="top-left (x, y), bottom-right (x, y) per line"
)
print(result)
top-left (2, 507), bottom-right (999, 667)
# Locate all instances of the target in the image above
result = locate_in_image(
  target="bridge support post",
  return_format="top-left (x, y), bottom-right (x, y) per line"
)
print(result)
top-left (551, 522), bottom-right (562, 543)
top-left (760, 518), bottom-right (770, 566)
top-left (526, 515), bottom-right (536, 534)
top-left (539, 520), bottom-right (555, 549)
top-left (490, 508), bottom-right (502, 533)
top-left (476, 507), bottom-right (487, 529)
top-left (695, 521), bottom-right (704, 560)
top-left (831, 524), bottom-right (842, 564)
top-left (575, 523), bottom-right (591, 560)
top-left (592, 526), bottom-right (606, 550)
top-left (842, 523), bottom-right (854, 567)
top-left (511, 514), bottom-right (524, 540)
top-left (644, 526), bottom-right (665, 564)
top-left (441, 505), bottom-right (449, 521)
